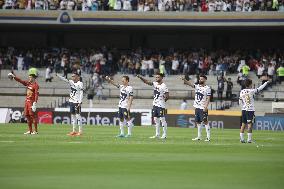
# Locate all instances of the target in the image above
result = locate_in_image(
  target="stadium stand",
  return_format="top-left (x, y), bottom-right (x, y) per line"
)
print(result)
top-left (0, 0), bottom-right (283, 12)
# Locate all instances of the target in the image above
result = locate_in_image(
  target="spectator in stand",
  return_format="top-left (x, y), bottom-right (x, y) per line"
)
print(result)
top-left (45, 66), bottom-right (53, 82)
top-left (242, 63), bottom-right (250, 77)
top-left (267, 63), bottom-right (275, 82)
top-left (171, 56), bottom-right (179, 75)
top-left (180, 99), bottom-right (188, 110)
top-left (256, 62), bottom-right (265, 79)
top-left (141, 56), bottom-right (147, 76)
top-left (217, 75), bottom-right (225, 100)
top-left (16, 54), bottom-right (24, 71)
top-left (225, 77), bottom-right (233, 99)
top-left (276, 64), bottom-right (284, 84)
top-left (260, 72), bottom-right (270, 90)
top-left (148, 56), bottom-right (154, 77)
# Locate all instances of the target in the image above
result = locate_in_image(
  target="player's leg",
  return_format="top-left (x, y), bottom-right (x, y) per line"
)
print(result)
top-left (117, 108), bottom-right (126, 137)
top-left (75, 105), bottom-right (83, 136)
top-left (192, 108), bottom-right (202, 140)
top-left (68, 102), bottom-right (77, 136)
top-left (30, 113), bottom-right (38, 134)
top-left (125, 110), bottom-right (133, 137)
top-left (25, 115), bottom-right (33, 134)
top-left (24, 102), bottom-right (32, 134)
top-left (150, 107), bottom-right (160, 138)
top-left (203, 110), bottom-right (210, 141)
top-left (160, 108), bottom-right (167, 139)
top-left (240, 110), bottom-right (247, 143)
top-left (246, 111), bottom-right (255, 143)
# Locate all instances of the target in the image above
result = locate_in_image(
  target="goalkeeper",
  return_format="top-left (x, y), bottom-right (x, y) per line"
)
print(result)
top-left (8, 68), bottom-right (40, 134)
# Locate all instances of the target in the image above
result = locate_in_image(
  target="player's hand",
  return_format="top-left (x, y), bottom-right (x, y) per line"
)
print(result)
top-left (204, 107), bottom-right (208, 112)
top-left (31, 102), bottom-right (37, 112)
top-left (8, 72), bottom-right (15, 80)
top-left (105, 76), bottom-right (110, 81)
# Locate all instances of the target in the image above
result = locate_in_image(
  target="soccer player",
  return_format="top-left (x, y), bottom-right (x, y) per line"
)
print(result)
top-left (105, 75), bottom-right (134, 137)
top-left (239, 79), bottom-right (270, 143)
top-left (137, 73), bottom-right (169, 139)
top-left (56, 72), bottom-right (84, 136)
top-left (8, 71), bottom-right (39, 134)
top-left (181, 75), bottom-right (211, 142)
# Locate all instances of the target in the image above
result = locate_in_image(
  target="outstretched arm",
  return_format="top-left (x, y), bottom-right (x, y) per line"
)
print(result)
top-left (180, 76), bottom-right (194, 88)
top-left (255, 81), bottom-right (270, 93)
top-left (56, 74), bottom-right (69, 83)
top-left (8, 72), bottom-right (28, 86)
top-left (105, 76), bottom-right (120, 88)
top-left (136, 75), bottom-right (153, 86)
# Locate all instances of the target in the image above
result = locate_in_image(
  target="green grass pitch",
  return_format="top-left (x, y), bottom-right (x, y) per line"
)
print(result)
top-left (0, 124), bottom-right (283, 189)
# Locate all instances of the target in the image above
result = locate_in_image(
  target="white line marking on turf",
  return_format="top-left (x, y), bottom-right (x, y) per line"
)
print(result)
top-left (68, 141), bottom-right (83, 144)
top-left (0, 141), bottom-right (15, 143)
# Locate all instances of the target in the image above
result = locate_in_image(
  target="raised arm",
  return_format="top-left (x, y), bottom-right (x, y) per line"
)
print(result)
top-left (180, 76), bottom-right (194, 88)
top-left (8, 72), bottom-right (28, 86)
top-left (255, 81), bottom-right (270, 93)
top-left (136, 75), bottom-right (153, 86)
top-left (105, 76), bottom-right (120, 88)
top-left (56, 74), bottom-right (69, 83)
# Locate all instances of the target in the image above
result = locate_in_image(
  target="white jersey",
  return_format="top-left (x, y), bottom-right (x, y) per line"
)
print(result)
top-left (58, 75), bottom-right (83, 103)
top-left (239, 81), bottom-right (269, 111)
top-left (193, 84), bottom-right (211, 110)
top-left (69, 80), bottom-right (84, 103)
top-left (118, 85), bottom-right (133, 108)
top-left (239, 89), bottom-right (257, 111)
top-left (152, 82), bottom-right (169, 108)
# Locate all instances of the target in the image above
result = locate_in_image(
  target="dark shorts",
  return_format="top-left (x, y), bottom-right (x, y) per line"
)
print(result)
top-left (118, 107), bottom-right (130, 120)
top-left (87, 94), bottom-right (94, 100)
top-left (195, 108), bottom-right (208, 123)
top-left (152, 106), bottom-right (166, 118)
top-left (70, 102), bottom-right (81, 115)
top-left (242, 110), bottom-right (255, 124)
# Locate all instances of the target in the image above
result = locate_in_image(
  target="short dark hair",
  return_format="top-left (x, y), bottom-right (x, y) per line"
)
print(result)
top-left (244, 79), bottom-right (252, 88)
top-left (155, 72), bottom-right (164, 78)
top-left (123, 75), bottom-right (129, 82)
top-left (199, 75), bottom-right (207, 80)
top-left (72, 72), bottom-right (80, 76)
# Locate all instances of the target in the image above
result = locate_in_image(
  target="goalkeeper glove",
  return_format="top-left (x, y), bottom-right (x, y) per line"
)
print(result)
top-left (31, 102), bottom-right (37, 112)
top-left (8, 72), bottom-right (15, 80)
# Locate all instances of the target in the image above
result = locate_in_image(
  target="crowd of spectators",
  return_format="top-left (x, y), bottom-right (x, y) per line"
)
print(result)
top-left (0, 46), bottom-right (283, 101)
top-left (0, 0), bottom-right (283, 12)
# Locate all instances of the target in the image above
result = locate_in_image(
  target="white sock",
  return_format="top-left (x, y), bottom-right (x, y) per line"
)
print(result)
top-left (119, 120), bottom-right (125, 135)
top-left (71, 114), bottom-right (76, 132)
top-left (205, 124), bottom-right (210, 139)
top-left (160, 117), bottom-right (167, 137)
top-left (89, 100), bottom-right (93, 108)
top-left (154, 117), bottom-right (160, 136)
top-left (248, 133), bottom-right (252, 141)
top-left (197, 124), bottom-right (202, 139)
top-left (127, 120), bottom-right (133, 135)
top-left (240, 133), bottom-right (244, 141)
top-left (76, 114), bottom-right (82, 133)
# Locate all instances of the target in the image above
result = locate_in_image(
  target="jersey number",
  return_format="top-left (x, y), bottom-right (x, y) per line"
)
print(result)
top-left (70, 87), bottom-right (77, 98)
top-left (120, 92), bottom-right (128, 104)
top-left (196, 92), bottom-right (204, 102)
top-left (154, 90), bottom-right (160, 100)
